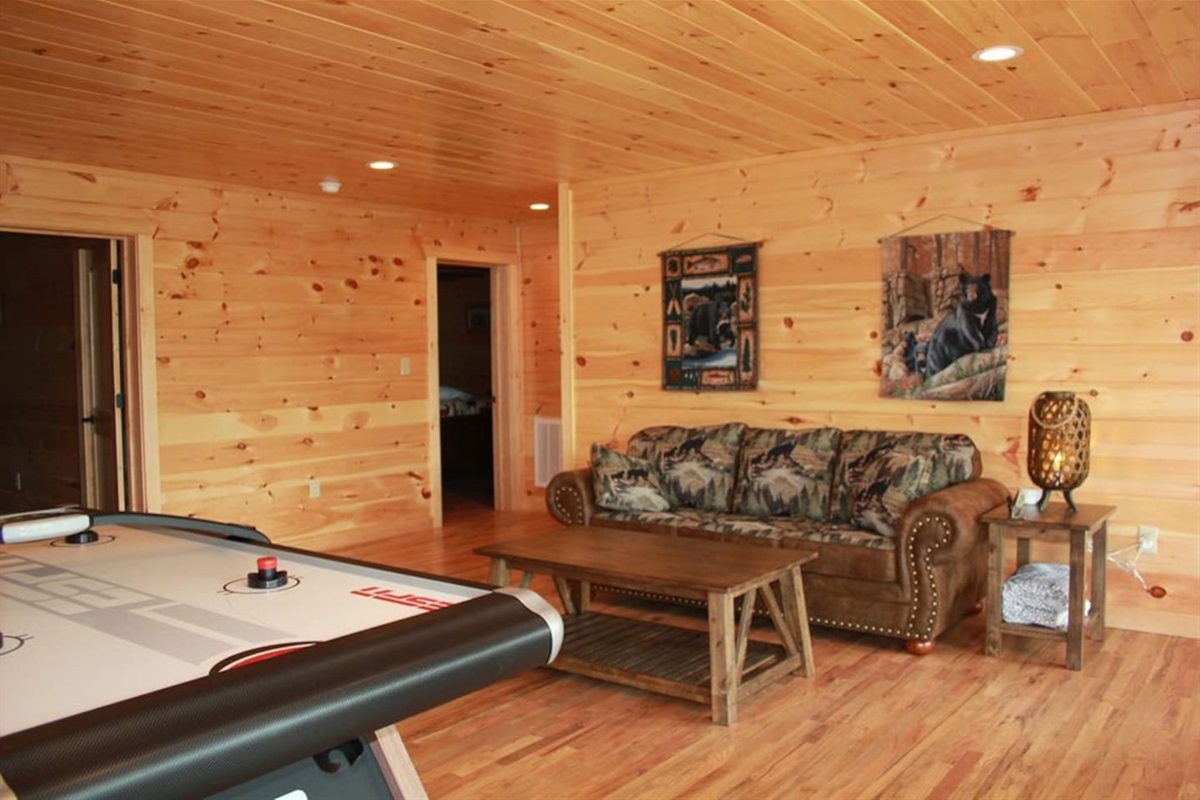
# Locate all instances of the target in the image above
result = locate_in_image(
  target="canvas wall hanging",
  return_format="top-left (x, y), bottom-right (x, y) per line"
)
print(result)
top-left (879, 226), bottom-right (1011, 401)
top-left (661, 240), bottom-right (759, 390)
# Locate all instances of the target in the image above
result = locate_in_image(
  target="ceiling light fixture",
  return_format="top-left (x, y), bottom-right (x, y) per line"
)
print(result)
top-left (319, 179), bottom-right (342, 194)
top-left (529, 202), bottom-right (551, 211)
top-left (368, 160), bottom-right (395, 170)
top-left (972, 45), bottom-right (1023, 62)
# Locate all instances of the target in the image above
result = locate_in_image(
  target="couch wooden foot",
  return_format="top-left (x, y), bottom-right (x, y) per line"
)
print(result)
top-left (905, 640), bottom-right (935, 656)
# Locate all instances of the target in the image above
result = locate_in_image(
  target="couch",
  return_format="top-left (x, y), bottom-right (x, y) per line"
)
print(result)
top-left (545, 423), bottom-right (1009, 653)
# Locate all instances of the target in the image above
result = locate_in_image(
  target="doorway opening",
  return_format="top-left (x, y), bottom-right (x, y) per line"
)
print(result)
top-left (0, 231), bottom-right (130, 514)
top-left (436, 264), bottom-right (495, 513)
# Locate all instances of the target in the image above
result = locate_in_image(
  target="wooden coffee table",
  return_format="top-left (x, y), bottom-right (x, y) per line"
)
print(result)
top-left (475, 527), bottom-right (817, 725)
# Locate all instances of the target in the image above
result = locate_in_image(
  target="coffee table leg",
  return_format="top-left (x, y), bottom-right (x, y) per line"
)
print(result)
top-left (780, 566), bottom-right (815, 677)
top-left (552, 576), bottom-right (577, 616)
top-left (707, 591), bottom-right (737, 726)
top-left (488, 556), bottom-right (510, 587)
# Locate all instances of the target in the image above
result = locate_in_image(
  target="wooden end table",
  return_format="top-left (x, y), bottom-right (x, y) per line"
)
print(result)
top-left (476, 527), bottom-right (817, 726)
top-left (982, 502), bottom-right (1115, 670)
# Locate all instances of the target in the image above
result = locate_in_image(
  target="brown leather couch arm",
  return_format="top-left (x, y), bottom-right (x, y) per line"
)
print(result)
top-left (546, 468), bottom-right (597, 526)
top-left (898, 477), bottom-right (1010, 568)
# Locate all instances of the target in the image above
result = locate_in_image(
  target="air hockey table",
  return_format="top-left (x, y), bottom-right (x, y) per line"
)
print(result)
top-left (0, 509), bottom-right (563, 800)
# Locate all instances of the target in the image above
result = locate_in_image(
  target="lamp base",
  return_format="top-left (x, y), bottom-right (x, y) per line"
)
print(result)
top-left (1035, 488), bottom-right (1079, 514)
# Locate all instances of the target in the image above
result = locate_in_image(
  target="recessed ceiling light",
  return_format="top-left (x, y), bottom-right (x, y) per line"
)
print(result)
top-left (972, 45), bottom-right (1023, 63)
top-left (529, 202), bottom-right (551, 211)
top-left (368, 160), bottom-right (395, 170)
top-left (319, 179), bottom-right (341, 194)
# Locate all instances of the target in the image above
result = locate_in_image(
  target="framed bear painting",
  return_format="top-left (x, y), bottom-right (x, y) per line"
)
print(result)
top-left (661, 242), bottom-right (758, 391)
top-left (879, 228), bottom-right (1011, 401)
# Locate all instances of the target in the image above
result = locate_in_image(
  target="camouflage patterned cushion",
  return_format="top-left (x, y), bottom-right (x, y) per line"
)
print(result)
top-left (830, 430), bottom-right (979, 536)
top-left (733, 427), bottom-right (841, 520)
top-left (626, 423), bottom-right (746, 512)
top-left (590, 443), bottom-right (671, 513)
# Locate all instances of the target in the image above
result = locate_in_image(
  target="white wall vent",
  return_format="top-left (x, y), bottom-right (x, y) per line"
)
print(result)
top-left (534, 417), bottom-right (563, 488)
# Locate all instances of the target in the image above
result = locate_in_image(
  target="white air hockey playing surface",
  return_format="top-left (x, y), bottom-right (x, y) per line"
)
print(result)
top-left (0, 513), bottom-right (562, 800)
top-left (0, 522), bottom-right (542, 734)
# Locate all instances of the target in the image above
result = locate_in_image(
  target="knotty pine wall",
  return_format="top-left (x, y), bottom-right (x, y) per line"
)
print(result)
top-left (565, 103), bottom-right (1199, 638)
top-left (0, 155), bottom-right (551, 548)
top-left (517, 216), bottom-right (563, 503)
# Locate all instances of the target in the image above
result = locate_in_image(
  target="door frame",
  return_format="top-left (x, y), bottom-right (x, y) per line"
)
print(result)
top-left (426, 256), bottom-right (521, 525)
top-left (1, 225), bottom-right (159, 511)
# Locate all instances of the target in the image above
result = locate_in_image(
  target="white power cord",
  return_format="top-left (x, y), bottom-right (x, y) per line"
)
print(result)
top-left (1106, 542), bottom-right (1167, 598)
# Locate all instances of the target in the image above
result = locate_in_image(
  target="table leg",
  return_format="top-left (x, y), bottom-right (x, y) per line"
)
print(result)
top-left (734, 587), bottom-right (757, 678)
top-left (707, 591), bottom-right (737, 726)
top-left (1091, 522), bottom-right (1107, 642)
top-left (779, 567), bottom-right (814, 677)
top-left (1066, 532), bottom-right (1087, 671)
top-left (985, 524), bottom-right (1003, 657)
top-left (488, 556), bottom-right (510, 588)
top-left (553, 576), bottom-right (577, 616)
top-left (368, 725), bottom-right (429, 800)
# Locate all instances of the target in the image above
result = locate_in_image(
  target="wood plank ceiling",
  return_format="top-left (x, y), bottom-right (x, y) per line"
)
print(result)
top-left (1, 0), bottom-right (1197, 219)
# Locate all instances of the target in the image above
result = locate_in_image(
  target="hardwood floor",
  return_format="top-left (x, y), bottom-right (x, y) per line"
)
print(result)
top-left (333, 505), bottom-right (1200, 800)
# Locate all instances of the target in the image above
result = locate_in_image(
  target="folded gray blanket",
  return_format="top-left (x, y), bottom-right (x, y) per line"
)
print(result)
top-left (1002, 562), bottom-right (1088, 629)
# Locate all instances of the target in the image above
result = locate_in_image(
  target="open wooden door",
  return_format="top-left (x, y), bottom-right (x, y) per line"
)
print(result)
top-left (74, 242), bottom-right (122, 511)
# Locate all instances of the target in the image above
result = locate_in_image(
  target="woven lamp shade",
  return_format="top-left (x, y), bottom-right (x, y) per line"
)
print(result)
top-left (1027, 391), bottom-right (1091, 512)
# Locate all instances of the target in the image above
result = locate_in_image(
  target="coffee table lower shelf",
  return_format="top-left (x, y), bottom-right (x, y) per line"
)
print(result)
top-left (551, 612), bottom-right (791, 708)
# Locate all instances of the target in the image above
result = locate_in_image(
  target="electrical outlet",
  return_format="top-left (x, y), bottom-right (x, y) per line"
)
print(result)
top-left (308, 478), bottom-right (321, 499)
top-left (400, 357), bottom-right (411, 376)
top-left (1137, 525), bottom-right (1158, 554)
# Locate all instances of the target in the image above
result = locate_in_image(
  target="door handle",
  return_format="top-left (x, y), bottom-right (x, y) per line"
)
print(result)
top-left (81, 416), bottom-right (96, 424)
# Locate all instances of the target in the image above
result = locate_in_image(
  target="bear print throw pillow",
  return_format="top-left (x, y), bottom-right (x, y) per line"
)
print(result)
top-left (590, 443), bottom-right (671, 513)
top-left (626, 423), bottom-right (746, 512)
top-left (734, 427), bottom-right (841, 520)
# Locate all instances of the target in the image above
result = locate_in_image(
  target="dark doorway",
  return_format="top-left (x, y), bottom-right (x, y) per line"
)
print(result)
top-left (0, 232), bottom-right (124, 514)
top-left (436, 264), bottom-right (494, 511)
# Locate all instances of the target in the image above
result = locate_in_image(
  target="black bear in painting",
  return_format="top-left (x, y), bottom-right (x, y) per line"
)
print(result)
top-left (921, 272), bottom-right (998, 378)
top-left (902, 331), bottom-right (921, 375)
top-left (688, 300), bottom-right (735, 350)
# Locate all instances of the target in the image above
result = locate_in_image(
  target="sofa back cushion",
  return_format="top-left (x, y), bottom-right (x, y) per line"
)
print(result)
top-left (590, 443), bottom-right (672, 513)
top-left (626, 423), bottom-right (746, 511)
top-left (733, 427), bottom-right (841, 520)
top-left (830, 431), bottom-right (980, 537)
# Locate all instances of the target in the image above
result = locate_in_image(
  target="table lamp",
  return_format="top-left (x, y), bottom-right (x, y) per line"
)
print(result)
top-left (1027, 390), bottom-right (1091, 513)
